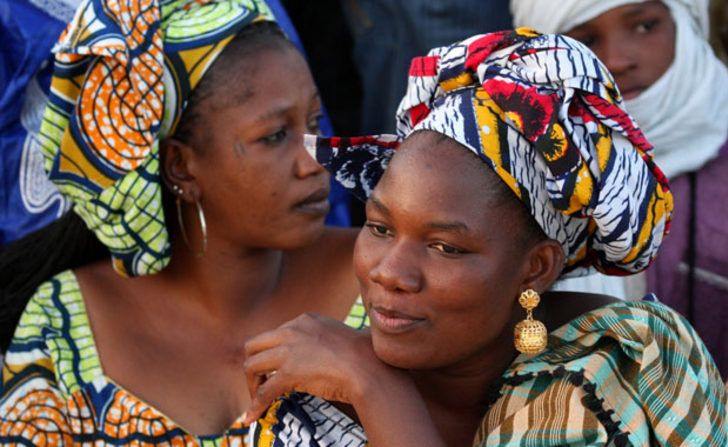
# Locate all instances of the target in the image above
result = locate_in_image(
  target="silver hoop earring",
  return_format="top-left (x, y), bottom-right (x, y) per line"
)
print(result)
top-left (176, 196), bottom-right (208, 256)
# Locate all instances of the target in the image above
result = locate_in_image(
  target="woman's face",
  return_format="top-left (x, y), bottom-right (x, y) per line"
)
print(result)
top-left (565, 1), bottom-right (675, 99)
top-left (189, 46), bottom-right (329, 250)
top-left (353, 132), bottom-right (533, 370)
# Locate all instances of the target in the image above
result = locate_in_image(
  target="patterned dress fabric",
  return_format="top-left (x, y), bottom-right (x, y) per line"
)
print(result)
top-left (39, 0), bottom-right (274, 277)
top-left (249, 394), bottom-right (367, 447)
top-left (248, 299), bottom-right (728, 446)
top-left (305, 29), bottom-right (673, 277)
top-left (0, 270), bottom-right (251, 445)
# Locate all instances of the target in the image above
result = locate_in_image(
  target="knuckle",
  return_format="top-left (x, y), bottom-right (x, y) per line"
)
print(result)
top-left (243, 340), bottom-right (255, 356)
top-left (280, 326), bottom-right (297, 339)
top-left (292, 313), bottom-right (309, 326)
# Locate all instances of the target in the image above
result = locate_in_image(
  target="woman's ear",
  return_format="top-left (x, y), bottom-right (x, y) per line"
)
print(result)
top-left (160, 138), bottom-right (200, 203)
top-left (520, 239), bottom-right (565, 294)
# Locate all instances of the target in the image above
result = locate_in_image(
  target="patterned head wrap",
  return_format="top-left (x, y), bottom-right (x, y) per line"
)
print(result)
top-left (307, 29), bottom-right (673, 276)
top-left (39, 0), bottom-right (275, 277)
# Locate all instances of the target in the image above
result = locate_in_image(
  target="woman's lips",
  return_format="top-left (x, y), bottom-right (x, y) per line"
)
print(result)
top-left (294, 188), bottom-right (330, 215)
top-left (369, 306), bottom-right (426, 334)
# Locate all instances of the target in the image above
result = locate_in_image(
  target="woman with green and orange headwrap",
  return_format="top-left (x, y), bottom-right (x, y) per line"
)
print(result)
top-left (0, 0), bottom-right (361, 443)
top-left (241, 30), bottom-right (726, 446)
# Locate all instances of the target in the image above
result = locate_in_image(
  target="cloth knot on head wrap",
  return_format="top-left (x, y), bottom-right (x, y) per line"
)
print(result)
top-left (39, 0), bottom-right (275, 277)
top-left (307, 29), bottom-right (673, 276)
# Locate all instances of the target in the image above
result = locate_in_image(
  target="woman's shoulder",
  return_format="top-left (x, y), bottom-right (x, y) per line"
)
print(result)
top-left (283, 228), bottom-right (360, 320)
top-left (511, 299), bottom-right (723, 386)
top-left (482, 299), bottom-right (727, 446)
top-left (547, 299), bottom-right (712, 359)
top-left (249, 392), bottom-right (367, 447)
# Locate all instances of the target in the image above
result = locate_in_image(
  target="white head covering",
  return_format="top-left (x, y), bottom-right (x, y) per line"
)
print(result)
top-left (511, 0), bottom-right (728, 179)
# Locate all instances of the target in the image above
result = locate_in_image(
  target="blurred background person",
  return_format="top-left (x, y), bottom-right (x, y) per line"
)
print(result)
top-left (342, 0), bottom-right (512, 137)
top-left (511, 0), bottom-right (728, 379)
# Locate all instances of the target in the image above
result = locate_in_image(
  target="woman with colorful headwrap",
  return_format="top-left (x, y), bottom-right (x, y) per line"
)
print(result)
top-left (239, 30), bottom-right (727, 446)
top-left (0, 0), bottom-right (361, 443)
top-left (511, 0), bottom-right (728, 379)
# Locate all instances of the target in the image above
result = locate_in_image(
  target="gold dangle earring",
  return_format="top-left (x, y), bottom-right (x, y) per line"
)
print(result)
top-left (513, 289), bottom-right (547, 355)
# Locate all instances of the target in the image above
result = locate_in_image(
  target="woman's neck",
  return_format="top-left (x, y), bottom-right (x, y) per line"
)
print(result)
top-left (158, 233), bottom-right (287, 321)
top-left (410, 329), bottom-right (518, 445)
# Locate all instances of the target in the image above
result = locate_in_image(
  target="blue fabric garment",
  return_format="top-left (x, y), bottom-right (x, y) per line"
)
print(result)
top-left (0, 0), bottom-right (349, 247)
top-left (0, 0), bottom-right (74, 245)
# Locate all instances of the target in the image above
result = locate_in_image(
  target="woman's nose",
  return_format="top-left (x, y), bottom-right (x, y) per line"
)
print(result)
top-left (597, 36), bottom-right (637, 79)
top-left (294, 134), bottom-right (326, 178)
top-left (369, 242), bottom-right (423, 293)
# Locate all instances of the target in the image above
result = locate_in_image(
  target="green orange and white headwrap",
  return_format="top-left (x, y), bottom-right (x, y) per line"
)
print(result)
top-left (39, 0), bottom-right (274, 277)
top-left (306, 29), bottom-right (673, 276)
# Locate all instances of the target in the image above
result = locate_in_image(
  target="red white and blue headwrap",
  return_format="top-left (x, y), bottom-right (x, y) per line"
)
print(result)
top-left (306, 29), bottom-right (673, 276)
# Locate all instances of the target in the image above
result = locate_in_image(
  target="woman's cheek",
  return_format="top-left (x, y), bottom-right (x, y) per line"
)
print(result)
top-left (353, 231), bottom-right (376, 287)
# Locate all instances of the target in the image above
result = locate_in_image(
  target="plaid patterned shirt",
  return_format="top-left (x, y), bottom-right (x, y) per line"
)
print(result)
top-left (476, 299), bottom-right (727, 446)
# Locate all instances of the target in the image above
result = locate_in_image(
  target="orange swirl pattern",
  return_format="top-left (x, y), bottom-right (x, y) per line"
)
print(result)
top-left (38, 0), bottom-right (274, 276)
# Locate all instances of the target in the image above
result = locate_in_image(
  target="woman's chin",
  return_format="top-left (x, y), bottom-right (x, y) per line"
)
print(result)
top-left (272, 223), bottom-right (326, 251)
top-left (372, 337), bottom-right (430, 370)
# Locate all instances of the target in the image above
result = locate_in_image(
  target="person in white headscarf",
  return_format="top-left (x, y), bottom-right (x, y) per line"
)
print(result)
top-left (511, 0), bottom-right (728, 380)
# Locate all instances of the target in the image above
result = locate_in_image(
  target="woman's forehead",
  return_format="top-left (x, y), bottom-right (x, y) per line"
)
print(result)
top-left (377, 136), bottom-right (503, 215)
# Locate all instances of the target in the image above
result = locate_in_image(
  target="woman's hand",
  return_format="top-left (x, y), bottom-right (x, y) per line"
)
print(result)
top-left (242, 312), bottom-right (447, 447)
top-left (241, 312), bottom-right (404, 424)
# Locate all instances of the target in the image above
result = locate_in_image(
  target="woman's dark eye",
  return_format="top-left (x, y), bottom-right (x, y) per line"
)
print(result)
top-left (259, 129), bottom-right (287, 145)
top-left (365, 222), bottom-right (392, 237)
top-left (430, 242), bottom-right (465, 255)
top-left (635, 19), bottom-right (658, 33)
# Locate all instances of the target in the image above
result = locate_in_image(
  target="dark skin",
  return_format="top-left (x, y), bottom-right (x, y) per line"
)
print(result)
top-left (75, 46), bottom-right (359, 436)
top-left (243, 131), bottom-right (619, 446)
top-left (564, 1), bottom-right (675, 99)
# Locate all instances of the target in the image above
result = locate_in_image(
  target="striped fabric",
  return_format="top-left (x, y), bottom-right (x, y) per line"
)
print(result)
top-left (475, 300), bottom-right (727, 446)
top-left (0, 270), bottom-right (251, 445)
top-left (247, 299), bottom-right (727, 446)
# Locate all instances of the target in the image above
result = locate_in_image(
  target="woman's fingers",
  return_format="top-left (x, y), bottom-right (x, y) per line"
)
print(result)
top-left (243, 345), bottom-right (287, 399)
top-left (244, 315), bottom-right (318, 355)
top-left (244, 327), bottom-right (287, 357)
top-left (242, 372), bottom-right (288, 425)
top-left (241, 314), bottom-right (366, 426)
